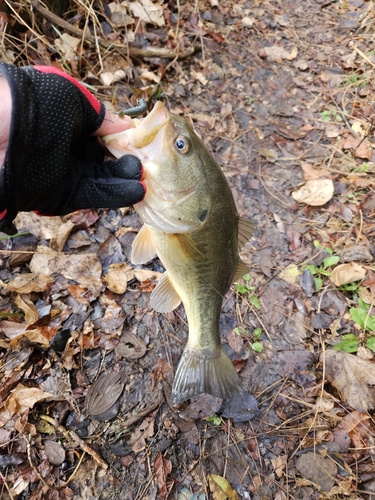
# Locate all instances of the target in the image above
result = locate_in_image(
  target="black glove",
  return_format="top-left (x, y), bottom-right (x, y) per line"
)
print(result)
top-left (0, 64), bottom-right (145, 234)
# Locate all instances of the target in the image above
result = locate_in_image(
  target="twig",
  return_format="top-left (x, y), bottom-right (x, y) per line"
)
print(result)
top-left (39, 414), bottom-right (108, 470)
top-left (0, 470), bottom-right (15, 500)
top-left (30, 0), bottom-right (195, 60)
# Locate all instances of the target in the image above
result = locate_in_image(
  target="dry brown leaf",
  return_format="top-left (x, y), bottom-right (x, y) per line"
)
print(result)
top-left (44, 440), bottom-right (65, 465)
top-left (323, 350), bottom-right (375, 411)
top-left (2, 273), bottom-right (52, 293)
top-left (263, 45), bottom-right (298, 62)
top-left (115, 330), bottom-right (147, 359)
top-left (29, 246), bottom-right (102, 296)
top-left (330, 263), bottom-right (366, 286)
top-left (4, 384), bottom-right (52, 415)
top-left (301, 163), bottom-right (333, 180)
top-left (54, 33), bottom-right (80, 61)
top-left (154, 452), bottom-right (172, 500)
top-left (129, 0), bottom-right (164, 26)
top-left (104, 263), bottom-right (134, 294)
top-left (295, 452), bottom-right (337, 492)
top-left (291, 179), bottom-right (334, 206)
top-left (354, 140), bottom-right (373, 160)
top-left (14, 294), bottom-right (38, 325)
top-left (84, 371), bottom-right (126, 417)
top-left (134, 269), bottom-right (163, 282)
top-left (9, 328), bottom-right (51, 348)
top-left (208, 474), bottom-right (239, 500)
top-left (14, 212), bottom-right (66, 239)
top-left (127, 410), bottom-right (157, 452)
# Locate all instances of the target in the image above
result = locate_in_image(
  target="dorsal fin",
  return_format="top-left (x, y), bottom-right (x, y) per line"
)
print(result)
top-left (238, 218), bottom-right (255, 251)
top-left (150, 272), bottom-right (181, 313)
top-left (131, 225), bottom-right (157, 265)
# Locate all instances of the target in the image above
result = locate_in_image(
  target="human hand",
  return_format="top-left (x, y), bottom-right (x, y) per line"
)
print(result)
top-left (0, 64), bottom-right (146, 234)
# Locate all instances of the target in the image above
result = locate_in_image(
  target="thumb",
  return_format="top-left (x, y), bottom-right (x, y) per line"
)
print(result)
top-left (93, 109), bottom-right (133, 136)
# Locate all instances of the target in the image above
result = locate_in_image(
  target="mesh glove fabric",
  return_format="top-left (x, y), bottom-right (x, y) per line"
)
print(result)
top-left (0, 64), bottom-right (145, 234)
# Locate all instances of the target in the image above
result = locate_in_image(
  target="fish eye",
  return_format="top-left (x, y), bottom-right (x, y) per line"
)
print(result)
top-left (175, 136), bottom-right (190, 154)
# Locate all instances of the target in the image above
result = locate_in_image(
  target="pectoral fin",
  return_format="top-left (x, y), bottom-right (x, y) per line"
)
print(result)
top-left (166, 233), bottom-right (203, 263)
top-left (131, 225), bottom-right (157, 265)
top-left (150, 272), bottom-right (181, 313)
top-left (232, 258), bottom-right (250, 282)
top-left (238, 217), bottom-right (255, 250)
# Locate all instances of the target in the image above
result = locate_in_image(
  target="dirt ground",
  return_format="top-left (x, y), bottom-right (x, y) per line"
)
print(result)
top-left (0, 0), bottom-right (375, 498)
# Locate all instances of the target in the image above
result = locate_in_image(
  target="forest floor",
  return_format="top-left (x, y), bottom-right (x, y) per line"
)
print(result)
top-left (0, 0), bottom-right (375, 498)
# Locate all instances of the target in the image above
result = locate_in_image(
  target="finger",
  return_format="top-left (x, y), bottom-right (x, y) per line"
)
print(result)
top-left (57, 178), bottom-right (146, 214)
top-left (93, 110), bottom-right (133, 136)
top-left (104, 155), bottom-right (143, 181)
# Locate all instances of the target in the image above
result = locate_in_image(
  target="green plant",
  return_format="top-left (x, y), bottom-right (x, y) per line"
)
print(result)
top-left (234, 326), bottom-right (263, 353)
top-left (320, 110), bottom-right (343, 123)
top-left (303, 245), bottom-right (340, 292)
top-left (205, 414), bottom-right (222, 425)
top-left (236, 273), bottom-right (260, 309)
top-left (334, 333), bottom-right (375, 353)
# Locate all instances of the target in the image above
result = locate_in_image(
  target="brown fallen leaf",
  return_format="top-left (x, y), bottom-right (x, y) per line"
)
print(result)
top-left (295, 452), bottom-right (337, 492)
top-left (84, 371), bottom-right (126, 417)
top-left (154, 452), bottom-right (173, 500)
top-left (2, 273), bottom-right (53, 294)
top-left (14, 294), bottom-right (38, 325)
top-left (127, 410), bottom-right (157, 452)
top-left (291, 179), bottom-right (334, 206)
top-left (208, 474), bottom-right (239, 500)
top-left (115, 329), bottom-right (147, 359)
top-left (104, 263), bottom-right (134, 294)
top-left (330, 263), bottom-right (367, 287)
top-left (323, 350), bottom-right (375, 411)
top-left (44, 440), bottom-right (65, 465)
top-left (29, 246), bottom-right (102, 297)
top-left (0, 384), bottom-right (52, 427)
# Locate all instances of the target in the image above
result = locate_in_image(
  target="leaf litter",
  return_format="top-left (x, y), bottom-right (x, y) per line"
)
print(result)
top-left (1, 0), bottom-right (375, 498)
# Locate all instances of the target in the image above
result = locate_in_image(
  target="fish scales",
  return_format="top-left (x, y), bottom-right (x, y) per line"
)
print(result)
top-left (102, 102), bottom-right (254, 404)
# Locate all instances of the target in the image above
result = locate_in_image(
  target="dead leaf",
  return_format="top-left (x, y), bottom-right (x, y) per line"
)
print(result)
top-left (154, 452), bottom-right (173, 500)
top-left (134, 268), bottom-right (163, 282)
top-left (330, 263), bottom-right (366, 286)
top-left (292, 179), bottom-right (334, 206)
top-left (29, 246), bottom-right (102, 297)
top-left (2, 273), bottom-right (52, 293)
top-left (54, 33), bottom-right (80, 61)
top-left (295, 452), bottom-right (337, 491)
top-left (259, 148), bottom-right (278, 162)
top-left (208, 474), bottom-right (239, 500)
top-left (127, 410), bottom-right (157, 452)
top-left (44, 440), bottom-right (65, 465)
top-left (14, 294), bottom-right (38, 325)
top-left (279, 264), bottom-right (301, 285)
top-left (301, 163), bottom-right (333, 180)
top-left (354, 140), bottom-right (373, 160)
top-left (129, 0), bottom-right (164, 26)
top-left (104, 263), bottom-right (134, 294)
top-left (100, 70), bottom-right (127, 86)
top-left (323, 350), bottom-right (375, 411)
top-left (0, 384), bottom-right (52, 426)
top-left (263, 45), bottom-right (298, 62)
top-left (84, 371), bottom-right (126, 417)
top-left (115, 329), bottom-right (147, 359)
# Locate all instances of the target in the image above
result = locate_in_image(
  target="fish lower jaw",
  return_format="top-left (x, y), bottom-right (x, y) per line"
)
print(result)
top-left (171, 345), bottom-right (241, 405)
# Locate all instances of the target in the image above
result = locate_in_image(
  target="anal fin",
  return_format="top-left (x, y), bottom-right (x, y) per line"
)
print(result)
top-left (232, 258), bottom-right (250, 282)
top-left (131, 225), bottom-right (157, 265)
top-left (150, 272), bottom-right (181, 313)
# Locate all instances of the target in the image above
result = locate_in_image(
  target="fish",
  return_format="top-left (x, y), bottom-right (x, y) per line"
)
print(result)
top-left (102, 102), bottom-right (254, 404)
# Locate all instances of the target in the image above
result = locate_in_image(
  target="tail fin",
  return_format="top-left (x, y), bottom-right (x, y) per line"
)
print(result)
top-left (171, 345), bottom-right (241, 404)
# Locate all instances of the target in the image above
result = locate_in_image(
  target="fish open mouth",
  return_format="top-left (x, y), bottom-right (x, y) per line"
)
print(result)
top-left (103, 101), bottom-right (170, 158)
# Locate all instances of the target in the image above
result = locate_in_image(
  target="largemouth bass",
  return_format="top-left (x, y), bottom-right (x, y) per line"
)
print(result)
top-left (103, 102), bottom-right (254, 404)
